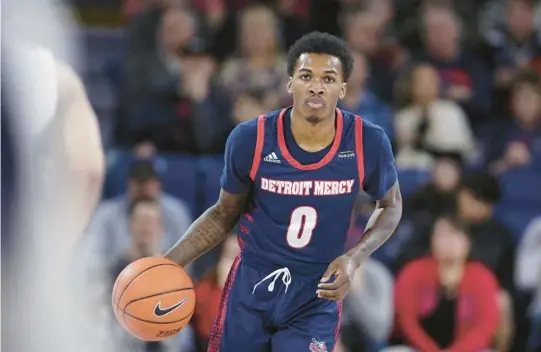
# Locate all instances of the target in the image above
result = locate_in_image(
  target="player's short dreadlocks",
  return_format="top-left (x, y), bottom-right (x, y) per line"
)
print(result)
top-left (287, 31), bottom-right (354, 82)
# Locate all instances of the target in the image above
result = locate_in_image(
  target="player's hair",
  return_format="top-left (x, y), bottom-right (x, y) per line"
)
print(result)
top-left (128, 196), bottom-right (158, 216)
top-left (460, 172), bottom-right (501, 204)
top-left (286, 31), bottom-right (354, 82)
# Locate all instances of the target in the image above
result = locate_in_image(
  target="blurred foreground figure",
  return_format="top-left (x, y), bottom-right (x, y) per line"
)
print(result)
top-left (2, 0), bottom-right (106, 351)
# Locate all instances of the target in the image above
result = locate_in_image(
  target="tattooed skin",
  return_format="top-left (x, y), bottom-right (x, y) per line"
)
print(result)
top-left (165, 190), bottom-right (248, 266)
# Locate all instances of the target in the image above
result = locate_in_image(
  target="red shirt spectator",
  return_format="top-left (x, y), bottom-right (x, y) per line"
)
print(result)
top-left (394, 216), bottom-right (500, 352)
top-left (193, 234), bottom-right (240, 342)
top-left (193, 271), bottom-right (222, 339)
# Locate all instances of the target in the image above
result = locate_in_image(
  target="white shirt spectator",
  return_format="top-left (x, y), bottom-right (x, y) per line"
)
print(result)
top-left (395, 99), bottom-right (475, 156)
top-left (515, 216), bottom-right (541, 314)
top-left (84, 193), bottom-right (192, 272)
top-left (342, 258), bottom-right (394, 343)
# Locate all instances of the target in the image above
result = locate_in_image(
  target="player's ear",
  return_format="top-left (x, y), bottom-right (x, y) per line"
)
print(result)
top-left (287, 77), bottom-right (293, 94)
top-left (338, 82), bottom-right (347, 100)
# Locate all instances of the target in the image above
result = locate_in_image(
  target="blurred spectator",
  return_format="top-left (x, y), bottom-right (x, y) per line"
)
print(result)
top-left (85, 160), bottom-right (192, 274)
top-left (406, 155), bottom-right (461, 217)
top-left (201, 0), bottom-right (309, 60)
top-left (219, 5), bottom-right (290, 111)
top-left (395, 0), bottom-right (485, 49)
top-left (394, 215), bottom-right (500, 352)
top-left (339, 51), bottom-right (394, 139)
top-left (341, 258), bottom-right (394, 352)
top-left (232, 89), bottom-right (266, 124)
top-left (485, 0), bottom-right (541, 90)
top-left (397, 172), bottom-right (516, 350)
top-left (515, 216), bottom-right (541, 352)
top-left (193, 234), bottom-right (240, 350)
top-left (489, 70), bottom-right (541, 173)
top-left (394, 64), bottom-right (475, 170)
top-left (364, 0), bottom-right (395, 35)
top-left (414, 5), bottom-right (492, 124)
top-left (455, 172), bottom-right (516, 351)
top-left (342, 6), bottom-right (406, 102)
top-left (108, 196), bottom-right (195, 352)
top-left (456, 172), bottom-right (516, 292)
top-left (121, 7), bottom-right (230, 153)
top-left (343, 7), bottom-right (383, 59)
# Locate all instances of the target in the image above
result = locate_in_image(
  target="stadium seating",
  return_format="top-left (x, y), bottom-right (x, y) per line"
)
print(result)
top-left (102, 152), bottom-right (199, 217)
top-left (396, 169), bottom-right (431, 198)
top-left (496, 166), bottom-right (541, 241)
top-left (197, 156), bottom-right (225, 212)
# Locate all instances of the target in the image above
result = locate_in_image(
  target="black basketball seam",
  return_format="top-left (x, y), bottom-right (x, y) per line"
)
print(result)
top-left (115, 263), bottom-right (179, 306)
top-left (125, 287), bottom-right (194, 307)
top-left (121, 308), bottom-right (193, 324)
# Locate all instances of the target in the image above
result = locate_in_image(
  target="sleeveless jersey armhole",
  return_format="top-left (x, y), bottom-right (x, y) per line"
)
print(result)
top-left (249, 115), bottom-right (266, 181)
top-left (354, 115), bottom-right (365, 187)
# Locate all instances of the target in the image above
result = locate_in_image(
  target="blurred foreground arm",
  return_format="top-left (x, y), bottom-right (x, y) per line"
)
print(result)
top-left (54, 63), bottom-right (105, 241)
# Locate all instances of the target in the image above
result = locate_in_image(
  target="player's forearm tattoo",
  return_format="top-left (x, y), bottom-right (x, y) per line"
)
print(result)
top-left (347, 182), bottom-right (402, 267)
top-left (165, 190), bottom-right (248, 266)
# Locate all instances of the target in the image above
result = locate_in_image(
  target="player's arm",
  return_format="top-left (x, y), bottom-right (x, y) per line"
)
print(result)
top-left (346, 130), bottom-right (402, 267)
top-left (164, 122), bottom-right (255, 267)
top-left (318, 129), bottom-right (402, 300)
top-left (346, 181), bottom-right (402, 267)
top-left (164, 190), bottom-right (248, 266)
top-left (54, 62), bottom-right (105, 244)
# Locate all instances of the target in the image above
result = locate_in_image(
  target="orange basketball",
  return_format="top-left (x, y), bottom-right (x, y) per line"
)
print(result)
top-left (112, 257), bottom-right (195, 341)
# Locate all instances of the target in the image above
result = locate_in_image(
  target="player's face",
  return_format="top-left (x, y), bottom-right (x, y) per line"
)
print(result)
top-left (288, 53), bottom-right (347, 123)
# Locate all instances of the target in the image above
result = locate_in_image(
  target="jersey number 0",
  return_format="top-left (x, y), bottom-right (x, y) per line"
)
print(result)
top-left (286, 206), bottom-right (318, 248)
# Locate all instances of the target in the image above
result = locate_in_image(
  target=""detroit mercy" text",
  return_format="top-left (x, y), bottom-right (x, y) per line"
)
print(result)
top-left (260, 177), bottom-right (355, 196)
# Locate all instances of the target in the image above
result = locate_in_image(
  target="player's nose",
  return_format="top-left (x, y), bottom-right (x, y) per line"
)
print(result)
top-left (308, 83), bottom-right (324, 96)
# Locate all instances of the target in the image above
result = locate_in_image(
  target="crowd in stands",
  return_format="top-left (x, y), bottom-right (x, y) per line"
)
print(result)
top-left (77, 0), bottom-right (541, 351)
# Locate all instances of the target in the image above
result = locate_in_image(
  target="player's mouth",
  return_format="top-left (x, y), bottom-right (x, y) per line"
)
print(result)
top-left (305, 96), bottom-right (325, 109)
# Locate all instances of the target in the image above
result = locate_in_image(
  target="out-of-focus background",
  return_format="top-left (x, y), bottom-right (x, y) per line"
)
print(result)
top-left (4, 0), bottom-right (541, 351)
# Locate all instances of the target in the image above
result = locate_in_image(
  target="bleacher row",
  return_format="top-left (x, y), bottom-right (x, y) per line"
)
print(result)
top-left (103, 151), bottom-right (541, 242)
top-left (78, 27), bottom-right (125, 148)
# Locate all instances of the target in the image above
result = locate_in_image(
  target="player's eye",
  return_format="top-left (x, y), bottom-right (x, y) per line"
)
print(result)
top-left (324, 76), bottom-right (335, 83)
top-left (300, 74), bottom-right (311, 81)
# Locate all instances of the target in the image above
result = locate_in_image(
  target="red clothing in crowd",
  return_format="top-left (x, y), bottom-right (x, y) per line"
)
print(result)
top-left (395, 257), bottom-right (500, 352)
top-left (194, 272), bottom-right (223, 340)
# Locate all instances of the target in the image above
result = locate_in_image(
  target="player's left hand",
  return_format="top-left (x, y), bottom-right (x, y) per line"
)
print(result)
top-left (317, 255), bottom-right (357, 300)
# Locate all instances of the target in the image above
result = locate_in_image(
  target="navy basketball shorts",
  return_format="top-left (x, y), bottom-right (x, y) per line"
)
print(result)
top-left (208, 257), bottom-right (342, 352)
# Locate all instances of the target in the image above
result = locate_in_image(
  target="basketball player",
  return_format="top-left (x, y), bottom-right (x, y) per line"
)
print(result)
top-left (2, 1), bottom-right (106, 350)
top-left (165, 32), bottom-right (402, 351)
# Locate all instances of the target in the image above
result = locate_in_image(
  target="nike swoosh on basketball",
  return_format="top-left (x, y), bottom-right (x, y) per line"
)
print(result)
top-left (153, 299), bottom-right (187, 317)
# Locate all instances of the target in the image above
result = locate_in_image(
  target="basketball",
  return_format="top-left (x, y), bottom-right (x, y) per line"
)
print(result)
top-left (112, 257), bottom-right (195, 341)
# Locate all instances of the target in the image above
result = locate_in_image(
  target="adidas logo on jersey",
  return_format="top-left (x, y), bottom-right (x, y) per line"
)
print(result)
top-left (263, 152), bottom-right (281, 163)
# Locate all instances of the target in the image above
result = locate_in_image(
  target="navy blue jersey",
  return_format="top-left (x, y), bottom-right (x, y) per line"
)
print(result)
top-left (221, 108), bottom-right (397, 277)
